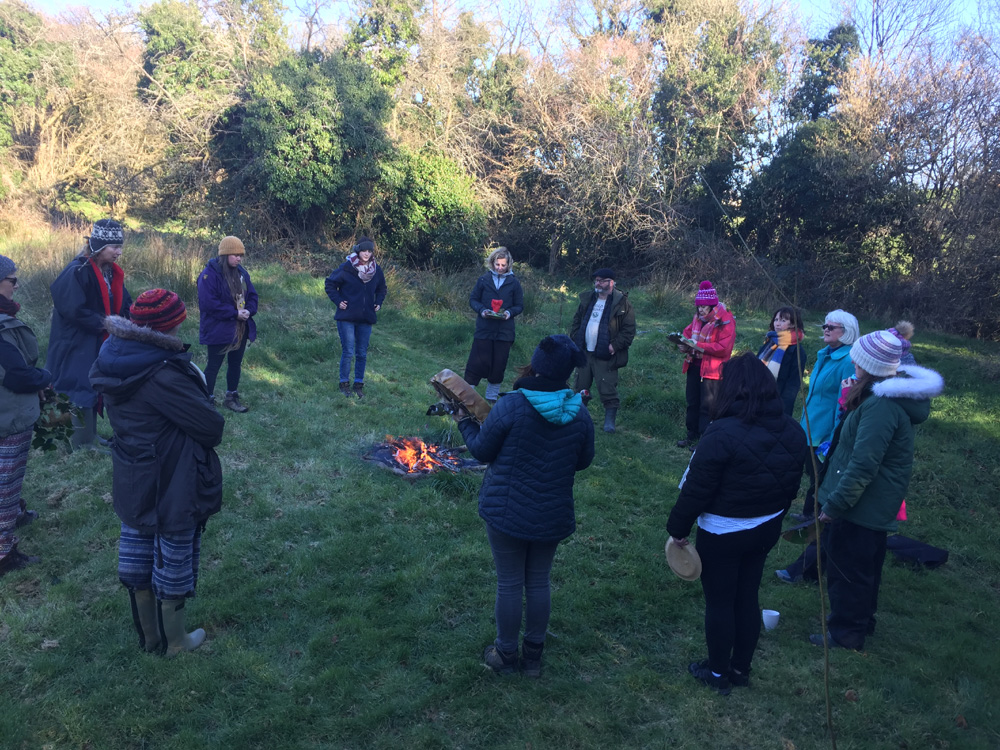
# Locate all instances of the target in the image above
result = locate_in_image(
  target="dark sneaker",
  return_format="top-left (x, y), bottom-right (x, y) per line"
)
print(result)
top-left (483, 644), bottom-right (518, 675)
top-left (676, 438), bottom-right (696, 448)
top-left (339, 382), bottom-right (352, 398)
top-left (15, 509), bottom-right (38, 529)
top-left (688, 660), bottom-right (731, 696)
top-left (0, 549), bottom-right (40, 577)
top-left (729, 668), bottom-right (750, 687)
top-left (352, 382), bottom-right (365, 400)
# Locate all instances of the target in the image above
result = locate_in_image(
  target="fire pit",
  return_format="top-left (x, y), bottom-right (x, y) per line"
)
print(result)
top-left (364, 436), bottom-right (486, 477)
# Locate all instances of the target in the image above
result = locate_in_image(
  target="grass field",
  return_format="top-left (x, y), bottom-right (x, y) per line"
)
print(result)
top-left (2, 236), bottom-right (999, 749)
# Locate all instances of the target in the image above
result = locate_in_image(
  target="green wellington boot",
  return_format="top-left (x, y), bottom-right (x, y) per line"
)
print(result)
top-left (128, 588), bottom-right (162, 653)
top-left (158, 598), bottom-right (207, 657)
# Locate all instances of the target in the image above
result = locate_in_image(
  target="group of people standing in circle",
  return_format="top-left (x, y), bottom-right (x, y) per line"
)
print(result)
top-left (1, 226), bottom-right (946, 694)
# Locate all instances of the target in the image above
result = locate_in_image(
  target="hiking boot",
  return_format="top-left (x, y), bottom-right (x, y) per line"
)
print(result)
top-left (0, 548), bottom-right (40, 577)
top-left (353, 382), bottom-right (365, 400)
top-left (482, 643), bottom-right (518, 675)
top-left (223, 391), bottom-right (249, 413)
top-left (688, 660), bottom-right (732, 696)
top-left (520, 639), bottom-right (544, 678)
top-left (339, 382), bottom-right (352, 398)
top-left (603, 407), bottom-right (617, 433)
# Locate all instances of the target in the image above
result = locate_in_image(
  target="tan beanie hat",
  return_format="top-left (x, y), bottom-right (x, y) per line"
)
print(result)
top-left (218, 236), bottom-right (245, 256)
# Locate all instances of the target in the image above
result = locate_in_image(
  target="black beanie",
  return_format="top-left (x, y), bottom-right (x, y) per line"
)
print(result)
top-left (530, 335), bottom-right (586, 382)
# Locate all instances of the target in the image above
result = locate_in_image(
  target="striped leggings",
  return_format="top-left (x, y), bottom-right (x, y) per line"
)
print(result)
top-left (118, 523), bottom-right (201, 599)
top-left (0, 430), bottom-right (32, 559)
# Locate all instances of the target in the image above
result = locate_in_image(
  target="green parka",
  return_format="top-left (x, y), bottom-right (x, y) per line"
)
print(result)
top-left (818, 365), bottom-right (944, 532)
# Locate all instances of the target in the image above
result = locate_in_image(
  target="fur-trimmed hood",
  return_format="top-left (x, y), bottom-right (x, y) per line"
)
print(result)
top-left (873, 364), bottom-right (944, 401)
top-left (870, 364), bottom-right (944, 428)
top-left (90, 316), bottom-right (192, 398)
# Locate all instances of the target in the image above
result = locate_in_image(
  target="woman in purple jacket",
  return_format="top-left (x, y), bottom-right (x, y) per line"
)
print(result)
top-left (197, 236), bottom-right (258, 412)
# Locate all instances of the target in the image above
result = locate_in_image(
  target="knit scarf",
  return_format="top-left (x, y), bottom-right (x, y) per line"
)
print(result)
top-left (760, 329), bottom-right (800, 378)
top-left (0, 296), bottom-right (20, 317)
top-left (348, 252), bottom-right (376, 283)
top-left (686, 303), bottom-right (727, 361)
top-left (88, 259), bottom-right (124, 343)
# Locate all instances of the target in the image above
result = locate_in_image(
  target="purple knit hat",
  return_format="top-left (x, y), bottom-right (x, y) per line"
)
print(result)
top-left (850, 330), bottom-right (902, 377)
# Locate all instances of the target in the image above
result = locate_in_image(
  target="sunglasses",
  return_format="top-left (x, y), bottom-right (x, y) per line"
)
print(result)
top-left (2, 277), bottom-right (16, 285)
top-left (821, 324), bottom-right (843, 331)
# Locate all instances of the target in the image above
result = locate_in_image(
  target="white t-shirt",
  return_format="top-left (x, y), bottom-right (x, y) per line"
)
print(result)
top-left (585, 298), bottom-right (607, 352)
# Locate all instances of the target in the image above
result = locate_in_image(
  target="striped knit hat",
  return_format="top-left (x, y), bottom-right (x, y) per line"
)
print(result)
top-left (695, 280), bottom-right (719, 306)
top-left (130, 289), bottom-right (187, 332)
top-left (850, 330), bottom-right (902, 377)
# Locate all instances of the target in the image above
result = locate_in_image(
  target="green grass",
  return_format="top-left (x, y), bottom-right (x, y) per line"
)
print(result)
top-left (2, 255), bottom-right (999, 749)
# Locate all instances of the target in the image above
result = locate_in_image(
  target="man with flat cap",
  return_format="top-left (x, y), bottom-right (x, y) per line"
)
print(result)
top-left (569, 268), bottom-right (636, 433)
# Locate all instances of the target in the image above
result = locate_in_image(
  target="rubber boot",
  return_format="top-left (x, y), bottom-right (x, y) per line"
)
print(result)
top-left (603, 407), bottom-right (617, 433)
top-left (157, 598), bottom-right (206, 657)
top-left (70, 406), bottom-right (102, 451)
top-left (128, 588), bottom-right (161, 653)
top-left (521, 639), bottom-right (544, 678)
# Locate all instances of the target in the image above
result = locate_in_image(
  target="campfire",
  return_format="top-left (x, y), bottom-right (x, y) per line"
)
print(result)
top-left (364, 437), bottom-right (486, 476)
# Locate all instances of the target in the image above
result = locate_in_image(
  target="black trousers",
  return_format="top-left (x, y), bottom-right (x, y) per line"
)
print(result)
top-left (464, 339), bottom-right (513, 387)
top-left (205, 332), bottom-right (248, 394)
top-left (826, 519), bottom-right (887, 650)
top-left (696, 515), bottom-right (783, 675)
top-left (684, 362), bottom-right (720, 440)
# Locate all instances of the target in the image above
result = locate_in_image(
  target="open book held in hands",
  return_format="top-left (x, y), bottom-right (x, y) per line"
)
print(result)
top-left (668, 332), bottom-right (703, 352)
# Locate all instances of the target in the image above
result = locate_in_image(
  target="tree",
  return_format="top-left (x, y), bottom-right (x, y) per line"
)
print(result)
top-left (211, 49), bottom-right (393, 235)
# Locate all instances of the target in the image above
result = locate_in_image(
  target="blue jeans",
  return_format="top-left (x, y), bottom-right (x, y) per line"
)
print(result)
top-left (485, 524), bottom-right (560, 654)
top-left (336, 321), bottom-right (373, 384)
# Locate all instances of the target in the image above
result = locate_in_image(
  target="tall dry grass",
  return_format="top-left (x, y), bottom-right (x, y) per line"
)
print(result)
top-left (3, 225), bottom-right (212, 309)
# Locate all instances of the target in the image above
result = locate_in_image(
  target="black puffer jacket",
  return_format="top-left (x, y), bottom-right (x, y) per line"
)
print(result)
top-left (667, 395), bottom-right (807, 539)
top-left (90, 317), bottom-right (225, 534)
top-left (459, 376), bottom-right (594, 541)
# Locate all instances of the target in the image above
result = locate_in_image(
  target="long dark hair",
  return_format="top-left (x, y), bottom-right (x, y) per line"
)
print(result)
top-left (841, 369), bottom-right (888, 414)
top-left (712, 352), bottom-right (781, 422)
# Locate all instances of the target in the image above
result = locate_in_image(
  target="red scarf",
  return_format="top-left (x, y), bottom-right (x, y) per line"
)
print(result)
top-left (88, 259), bottom-right (125, 342)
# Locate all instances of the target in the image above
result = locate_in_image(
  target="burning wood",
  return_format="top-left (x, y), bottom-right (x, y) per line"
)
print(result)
top-left (364, 437), bottom-right (486, 476)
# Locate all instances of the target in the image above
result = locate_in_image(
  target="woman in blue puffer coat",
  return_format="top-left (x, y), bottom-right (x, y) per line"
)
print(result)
top-left (456, 334), bottom-right (594, 677)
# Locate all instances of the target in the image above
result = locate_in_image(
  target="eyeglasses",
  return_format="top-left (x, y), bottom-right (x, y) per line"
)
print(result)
top-left (2, 277), bottom-right (16, 285)
top-left (821, 324), bottom-right (843, 331)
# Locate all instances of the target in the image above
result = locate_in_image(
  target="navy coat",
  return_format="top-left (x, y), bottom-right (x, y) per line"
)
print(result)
top-left (756, 339), bottom-right (806, 415)
top-left (459, 382), bottom-right (594, 542)
top-left (90, 317), bottom-right (225, 534)
top-left (667, 395), bottom-right (807, 540)
top-left (469, 272), bottom-right (523, 342)
top-left (47, 256), bottom-right (131, 408)
top-left (325, 261), bottom-right (387, 324)
top-left (198, 258), bottom-right (258, 346)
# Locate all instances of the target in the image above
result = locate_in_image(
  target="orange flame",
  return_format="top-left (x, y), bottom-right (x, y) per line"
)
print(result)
top-left (392, 437), bottom-right (445, 473)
